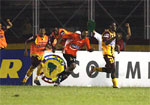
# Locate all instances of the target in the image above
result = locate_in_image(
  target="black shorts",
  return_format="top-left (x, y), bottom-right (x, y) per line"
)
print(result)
top-left (63, 54), bottom-right (76, 67)
top-left (104, 55), bottom-right (115, 69)
top-left (31, 56), bottom-right (42, 68)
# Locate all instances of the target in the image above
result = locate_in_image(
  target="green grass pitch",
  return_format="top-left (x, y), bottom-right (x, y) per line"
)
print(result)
top-left (0, 86), bottom-right (150, 105)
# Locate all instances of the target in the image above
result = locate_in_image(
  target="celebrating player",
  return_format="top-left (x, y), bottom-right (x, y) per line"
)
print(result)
top-left (54, 30), bottom-right (93, 86)
top-left (0, 19), bottom-right (13, 49)
top-left (89, 22), bottom-right (120, 88)
top-left (51, 27), bottom-right (73, 47)
top-left (22, 28), bottom-right (56, 85)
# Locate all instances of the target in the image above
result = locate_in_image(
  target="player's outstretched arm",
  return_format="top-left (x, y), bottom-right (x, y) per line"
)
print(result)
top-left (125, 23), bottom-right (131, 40)
top-left (85, 37), bottom-right (94, 52)
top-left (6, 19), bottom-right (13, 29)
top-left (24, 36), bottom-right (35, 56)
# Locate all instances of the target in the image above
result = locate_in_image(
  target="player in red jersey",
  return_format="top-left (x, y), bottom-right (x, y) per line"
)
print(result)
top-left (51, 27), bottom-right (74, 46)
top-left (54, 30), bottom-right (93, 86)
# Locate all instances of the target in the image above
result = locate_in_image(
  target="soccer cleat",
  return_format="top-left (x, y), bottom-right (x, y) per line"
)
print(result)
top-left (22, 78), bottom-right (27, 85)
top-left (22, 81), bottom-right (26, 85)
top-left (34, 80), bottom-right (41, 86)
top-left (54, 76), bottom-right (61, 86)
top-left (113, 86), bottom-right (120, 88)
top-left (89, 66), bottom-right (95, 77)
top-left (54, 82), bottom-right (60, 87)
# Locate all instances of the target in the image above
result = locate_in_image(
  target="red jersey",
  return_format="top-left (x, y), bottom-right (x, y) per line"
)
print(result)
top-left (102, 29), bottom-right (116, 57)
top-left (0, 29), bottom-right (7, 48)
top-left (30, 34), bottom-right (48, 57)
top-left (62, 33), bottom-right (80, 41)
top-left (62, 33), bottom-right (81, 46)
top-left (63, 37), bottom-right (91, 57)
top-left (51, 28), bottom-right (73, 45)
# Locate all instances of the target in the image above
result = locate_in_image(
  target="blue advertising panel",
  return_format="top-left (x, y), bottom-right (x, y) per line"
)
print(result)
top-left (0, 50), bottom-right (32, 85)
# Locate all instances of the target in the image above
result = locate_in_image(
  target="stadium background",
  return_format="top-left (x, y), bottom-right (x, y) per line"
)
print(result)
top-left (0, 0), bottom-right (150, 86)
top-left (0, 0), bottom-right (149, 51)
top-left (0, 1), bottom-right (150, 105)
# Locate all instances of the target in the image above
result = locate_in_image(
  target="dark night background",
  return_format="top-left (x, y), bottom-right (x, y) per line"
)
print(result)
top-left (0, 0), bottom-right (149, 45)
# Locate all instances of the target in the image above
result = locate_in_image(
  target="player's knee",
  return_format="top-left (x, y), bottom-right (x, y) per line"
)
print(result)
top-left (105, 68), bottom-right (112, 73)
top-left (40, 62), bottom-right (45, 68)
top-left (72, 63), bottom-right (76, 69)
top-left (70, 63), bottom-right (76, 71)
top-left (106, 70), bottom-right (112, 73)
top-left (111, 73), bottom-right (116, 79)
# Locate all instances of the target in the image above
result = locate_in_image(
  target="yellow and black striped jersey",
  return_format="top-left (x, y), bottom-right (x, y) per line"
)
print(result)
top-left (102, 29), bottom-right (116, 57)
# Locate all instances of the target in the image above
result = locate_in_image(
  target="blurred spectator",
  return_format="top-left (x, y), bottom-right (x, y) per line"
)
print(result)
top-left (117, 23), bottom-right (131, 51)
top-left (21, 17), bottom-right (32, 35)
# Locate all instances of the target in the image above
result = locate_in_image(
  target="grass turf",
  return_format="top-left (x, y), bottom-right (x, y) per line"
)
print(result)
top-left (0, 86), bottom-right (150, 105)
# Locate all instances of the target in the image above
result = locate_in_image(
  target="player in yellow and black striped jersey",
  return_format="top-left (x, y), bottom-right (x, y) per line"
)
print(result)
top-left (89, 22), bottom-right (120, 88)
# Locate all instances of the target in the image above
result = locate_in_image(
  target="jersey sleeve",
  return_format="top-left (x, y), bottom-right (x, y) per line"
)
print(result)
top-left (26, 36), bottom-right (35, 43)
top-left (85, 37), bottom-right (91, 50)
top-left (94, 31), bottom-right (102, 42)
top-left (62, 34), bottom-right (72, 39)
top-left (102, 32), bottom-right (110, 42)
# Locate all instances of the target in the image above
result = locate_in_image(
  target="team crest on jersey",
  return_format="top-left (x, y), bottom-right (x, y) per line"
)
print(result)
top-left (41, 54), bottom-right (66, 84)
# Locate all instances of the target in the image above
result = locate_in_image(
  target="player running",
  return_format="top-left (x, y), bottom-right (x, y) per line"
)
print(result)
top-left (0, 19), bottom-right (13, 49)
top-left (89, 22), bottom-right (120, 88)
top-left (54, 30), bottom-right (93, 86)
top-left (22, 28), bottom-right (56, 85)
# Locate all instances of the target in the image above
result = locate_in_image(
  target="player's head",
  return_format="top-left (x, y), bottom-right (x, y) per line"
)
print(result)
top-left (81, 30), bottom-right (88, 39)
top-left (39, 28), bottom-right (46, 37)
top-left (109, 22), bottom-right (117, 32)
top-left (53, 27), bottom-right (59, 36)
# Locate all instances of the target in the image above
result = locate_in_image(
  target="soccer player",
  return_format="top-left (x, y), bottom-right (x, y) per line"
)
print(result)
top-left (0, 19), bottom-right (13, 49)
top-left (22, 28), bottom-right (56, 85)
top-left (54, 30), bottom-right (93, 86)
top-left (51, 27), bottom-right (73, 47)
top-left (89, 22), bottom-right (120, 88)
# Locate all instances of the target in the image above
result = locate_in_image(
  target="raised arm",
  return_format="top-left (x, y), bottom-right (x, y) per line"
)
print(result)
top-left (93, 30), bottom-right (102, 42)
top-left (85, 37), bottom-right (93, 52)
top-left (6, 19), bottom-right (13, 29)
top-left (125, 23), bottom-right (131, 40)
